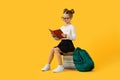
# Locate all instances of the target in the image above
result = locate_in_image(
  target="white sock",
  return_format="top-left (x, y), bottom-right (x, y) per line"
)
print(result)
top-left (53, 65), bottom-right (64, 73)
top-left (41, 64), bottom-right (50, 71)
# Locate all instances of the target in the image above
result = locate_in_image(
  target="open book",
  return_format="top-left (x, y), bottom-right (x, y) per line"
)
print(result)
top-left (49, 29), bottom-right (64, 39)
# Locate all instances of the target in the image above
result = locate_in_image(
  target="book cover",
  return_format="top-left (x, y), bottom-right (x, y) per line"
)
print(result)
top-left (49, 29), bottom-right (64, 39)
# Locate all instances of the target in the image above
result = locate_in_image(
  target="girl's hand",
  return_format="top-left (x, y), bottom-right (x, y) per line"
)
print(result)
top-left (61, 33), bottom-right (67, 38)
top-left (51, 34), bottom-right (59, 40)
top-left (51, 33), bottom-right (55, 37)
top-left (54, 37), bottom-right (59, 40)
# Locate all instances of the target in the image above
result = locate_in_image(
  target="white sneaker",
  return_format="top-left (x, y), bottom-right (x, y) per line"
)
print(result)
top-left (53, 65), bottom-right (64, 73)
top-left (41, 64), bottom-right (50, 71)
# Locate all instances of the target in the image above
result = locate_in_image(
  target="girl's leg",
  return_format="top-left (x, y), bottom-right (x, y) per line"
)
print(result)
top-left (53, 47), bottom-right (62, 65)
top-left (47, 48), bottom-right (55, 64)
top-left (53, 47), bottom-right (64, 72)
top-left (41, 48), bottom-right (54, 71)
top-left (42, 47), bottom-right (64, 72)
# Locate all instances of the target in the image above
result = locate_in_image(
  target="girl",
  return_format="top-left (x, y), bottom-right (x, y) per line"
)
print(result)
top-left (41, 8), bottom-right (76, 72)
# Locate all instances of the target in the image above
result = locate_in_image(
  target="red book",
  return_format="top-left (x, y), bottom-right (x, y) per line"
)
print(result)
top-left (49, 29), bottom-right (64, 39)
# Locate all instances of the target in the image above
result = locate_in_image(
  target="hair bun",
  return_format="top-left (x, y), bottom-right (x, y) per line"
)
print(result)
top-left (63, 8), bottom-right (68, 13)
top-left (63, 8), bottom-right (75, 18)
top-left (70, 9), bottom-right (75, 14)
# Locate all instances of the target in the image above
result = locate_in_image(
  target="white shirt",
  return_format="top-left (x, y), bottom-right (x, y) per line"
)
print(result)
top-left (60, 24), bottom-right (76, 40)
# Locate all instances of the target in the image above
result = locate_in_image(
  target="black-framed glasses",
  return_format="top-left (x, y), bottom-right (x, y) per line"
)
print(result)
top-left (61, 17), bottom-right (70, 20)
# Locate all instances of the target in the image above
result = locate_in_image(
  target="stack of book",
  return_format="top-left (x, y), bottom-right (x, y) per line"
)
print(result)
top-left (63, 52), bottom-right (76, 69)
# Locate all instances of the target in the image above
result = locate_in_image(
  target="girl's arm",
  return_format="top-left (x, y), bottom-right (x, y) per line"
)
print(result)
top-left (67, 27), bottom-right (76, 40)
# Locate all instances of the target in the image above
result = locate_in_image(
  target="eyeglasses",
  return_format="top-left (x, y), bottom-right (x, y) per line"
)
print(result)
top-left (61, 17), bottom-right (70, 20)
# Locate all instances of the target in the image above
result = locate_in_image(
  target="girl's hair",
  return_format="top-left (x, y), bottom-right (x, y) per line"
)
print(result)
top-left (63, 8), bottom-right (75, 18)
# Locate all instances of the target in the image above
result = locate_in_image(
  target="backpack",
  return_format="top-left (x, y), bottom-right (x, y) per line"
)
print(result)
top-left (73, 47), bottom-right (94, 72)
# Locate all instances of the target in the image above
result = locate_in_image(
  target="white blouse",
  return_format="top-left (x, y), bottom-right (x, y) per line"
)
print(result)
top-left (60, 24), bottom-right (76, 40)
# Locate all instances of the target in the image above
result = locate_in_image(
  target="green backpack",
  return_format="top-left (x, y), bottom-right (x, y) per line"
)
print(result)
top-left (73, 47), bottom-right (94, 72)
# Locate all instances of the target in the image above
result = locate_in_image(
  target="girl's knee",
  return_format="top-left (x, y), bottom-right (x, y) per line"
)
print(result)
top-left (50, 48), bottom-right (55, 53)
top-left (54, 47), bottom-right (60, 52)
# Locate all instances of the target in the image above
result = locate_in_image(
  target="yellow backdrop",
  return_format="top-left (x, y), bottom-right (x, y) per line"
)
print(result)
top-left (0, 0), bottom-right (120, 80)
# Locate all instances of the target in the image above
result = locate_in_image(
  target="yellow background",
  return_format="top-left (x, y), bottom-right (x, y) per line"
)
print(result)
top-left (0, 0), bottom-right (120, 80)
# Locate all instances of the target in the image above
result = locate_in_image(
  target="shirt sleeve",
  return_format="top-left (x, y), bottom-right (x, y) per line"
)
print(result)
top-left (67, 26), bottom-right (76, 40)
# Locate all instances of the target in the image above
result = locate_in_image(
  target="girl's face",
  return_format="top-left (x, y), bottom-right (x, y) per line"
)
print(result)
top-left (62, 13), bottom-right (71, 24)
